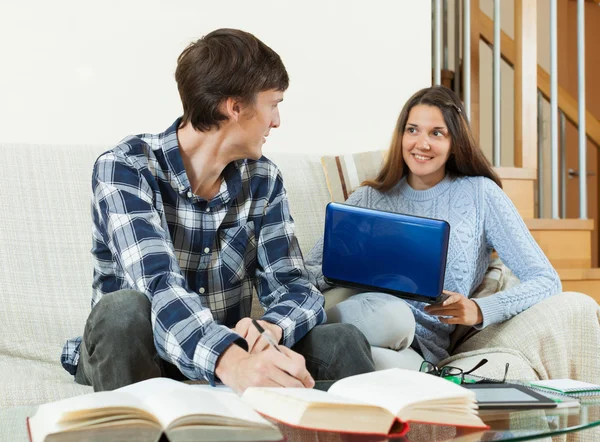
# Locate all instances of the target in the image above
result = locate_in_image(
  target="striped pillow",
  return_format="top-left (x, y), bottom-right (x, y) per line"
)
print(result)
top-left (321, 150), bottom-right (387, 202)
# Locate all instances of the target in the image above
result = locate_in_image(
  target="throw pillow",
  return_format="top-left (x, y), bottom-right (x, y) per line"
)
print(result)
top-left (321, 150), bottom-right (387, 202)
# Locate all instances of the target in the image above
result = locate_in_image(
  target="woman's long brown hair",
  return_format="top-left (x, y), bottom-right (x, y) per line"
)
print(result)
top-left (363, 85), bottom-right (502, 191)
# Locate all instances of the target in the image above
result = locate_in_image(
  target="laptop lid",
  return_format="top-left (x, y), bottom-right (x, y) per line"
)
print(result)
top-left (322, 202), bottom-right (450, 304)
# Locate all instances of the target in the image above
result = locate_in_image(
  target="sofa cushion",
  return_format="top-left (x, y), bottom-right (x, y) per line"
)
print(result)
top-left (0, 355), bottom-right (92, 407)
top-left (0, 144), bottom-right (107, 370)
top-left (263, 151), bottom-right (331, 255)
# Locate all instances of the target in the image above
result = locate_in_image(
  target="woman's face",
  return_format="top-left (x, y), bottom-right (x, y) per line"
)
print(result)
top-left (401, 104), bottom-right (452, 190)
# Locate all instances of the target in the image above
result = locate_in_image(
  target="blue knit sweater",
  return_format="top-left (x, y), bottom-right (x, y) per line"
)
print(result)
top-left (305, 175), bottom-right (562, 363)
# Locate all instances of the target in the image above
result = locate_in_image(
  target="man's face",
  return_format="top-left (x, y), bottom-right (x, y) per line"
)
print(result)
top-left (237, 89), bottom-right (283, 160)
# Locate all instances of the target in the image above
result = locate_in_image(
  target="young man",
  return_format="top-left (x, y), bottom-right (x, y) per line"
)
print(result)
top-left (61, 28), bottom-right (374, 393)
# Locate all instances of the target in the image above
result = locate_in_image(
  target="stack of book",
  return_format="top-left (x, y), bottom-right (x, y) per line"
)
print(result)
top-left (529, 379), bottom-right (600, 405)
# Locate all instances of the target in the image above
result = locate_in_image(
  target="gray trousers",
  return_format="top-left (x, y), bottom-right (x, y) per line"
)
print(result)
top-left (75, 290), bottom-right (375, 391)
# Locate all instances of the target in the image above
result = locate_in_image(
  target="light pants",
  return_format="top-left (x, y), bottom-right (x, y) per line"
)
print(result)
top-left (324, 287), bottom-right (417, 352)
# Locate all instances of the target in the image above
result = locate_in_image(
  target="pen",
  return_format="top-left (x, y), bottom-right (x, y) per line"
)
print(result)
top-left (251, 319), bottom-right (282, 353)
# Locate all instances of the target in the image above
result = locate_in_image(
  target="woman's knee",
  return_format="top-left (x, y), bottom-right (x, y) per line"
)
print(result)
top-left (325, 292), bottom-right (416, 350)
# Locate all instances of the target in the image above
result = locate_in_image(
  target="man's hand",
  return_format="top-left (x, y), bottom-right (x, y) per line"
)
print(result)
top-left (234, 317), bottom-right (283, 353)
top-left (423, 290), bottom-right (483, 326)
top-left (215, 343), bottom-right (314, 393)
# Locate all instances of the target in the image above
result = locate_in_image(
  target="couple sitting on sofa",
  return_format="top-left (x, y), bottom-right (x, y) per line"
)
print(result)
top-left (62, 27), bottom-right (564, 394)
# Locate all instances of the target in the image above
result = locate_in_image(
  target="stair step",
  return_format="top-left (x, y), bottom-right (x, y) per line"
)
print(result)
top-left (495, 167), bottom-right (537, 180)
top-left (524, 219), bottom-right (594, 230)
top-left (495, 167), bottom-right (536, 219)
top-left (525, 219), bottom-right (594, 269)
top-left (557, 268), bottom-right (600, 304)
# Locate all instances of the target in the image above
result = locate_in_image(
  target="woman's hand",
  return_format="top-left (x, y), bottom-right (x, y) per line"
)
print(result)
top-left (424, 290), bottom-right (483, 326)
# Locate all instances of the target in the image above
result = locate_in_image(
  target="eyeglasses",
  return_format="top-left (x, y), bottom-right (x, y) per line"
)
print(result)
top-left (419, 358), bottom-right (509, 385)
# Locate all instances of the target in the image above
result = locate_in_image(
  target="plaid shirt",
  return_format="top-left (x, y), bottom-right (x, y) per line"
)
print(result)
top-left (61, 118), bottom-right (325, 385)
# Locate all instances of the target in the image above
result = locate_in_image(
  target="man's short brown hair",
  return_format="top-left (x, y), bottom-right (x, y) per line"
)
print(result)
top-left (175, 28), bottom-right (289, 132)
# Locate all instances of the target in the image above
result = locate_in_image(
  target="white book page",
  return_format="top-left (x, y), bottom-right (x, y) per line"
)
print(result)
top-left (117, 378), bottom-right (191, 399)
top-left (142, 388), bottom-right (273, 429)
top-left (29, 391), bottom-right (150, 442)
top-left (244, 387), bottom-right (374, 406)
top-left (329, 368), bottom-right (475, 416)
top-left (119, 378), bottom-right (269, 429)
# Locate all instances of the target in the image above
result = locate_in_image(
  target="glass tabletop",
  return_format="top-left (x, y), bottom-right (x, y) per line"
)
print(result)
top-left (274, 403), bottom-right (600, 442)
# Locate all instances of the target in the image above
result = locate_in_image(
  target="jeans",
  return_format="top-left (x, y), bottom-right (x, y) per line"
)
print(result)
top-left (325, 291), bottom-right (416, 351)
top-left (75, 290), bottom-right (375, 391)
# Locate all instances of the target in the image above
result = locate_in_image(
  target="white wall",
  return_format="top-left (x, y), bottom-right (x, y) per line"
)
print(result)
top-left (0, 0), bottom-right (432, 155)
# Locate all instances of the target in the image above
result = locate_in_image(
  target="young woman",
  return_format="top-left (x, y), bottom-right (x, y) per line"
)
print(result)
top-left (305, 85), bottom-right (561, 364)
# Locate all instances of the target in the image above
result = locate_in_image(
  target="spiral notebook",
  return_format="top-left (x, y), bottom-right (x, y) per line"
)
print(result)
top-left (529, 379), bottom-right (600, 396)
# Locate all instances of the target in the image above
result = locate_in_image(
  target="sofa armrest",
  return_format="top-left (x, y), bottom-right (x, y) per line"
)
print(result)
top-left (453, 292), bottom-right (600, 382)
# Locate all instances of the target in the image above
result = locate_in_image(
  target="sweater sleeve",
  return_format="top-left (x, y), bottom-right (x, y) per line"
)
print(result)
top-left (472, 178), bottom-right (562, 328)
top-left (305, 187), bottom-right (368, 292)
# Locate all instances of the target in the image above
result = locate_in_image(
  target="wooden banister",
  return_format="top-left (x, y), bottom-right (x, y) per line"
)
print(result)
top-left (479, 9), bottom-right (600, 148)
top-left (513, 0), bottom-right (538, 169)
top-left (469, 0), bottom-right (481, 143)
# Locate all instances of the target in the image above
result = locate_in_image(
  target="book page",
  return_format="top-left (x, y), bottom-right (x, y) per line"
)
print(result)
top-left (118, 378), bottom-right (272, 429)
top-left (117, 377), bottom-right (190, 399)
top-left (242, 387), bottom-right (398, 435)
top-left (244, 387), bottom-right (378, 406)
top-left (328, 368), bottom-right (475, 416)
top-left (29, 391), bottom-right (154, 442)
top-left (141, 386), bottom-right (274, 430)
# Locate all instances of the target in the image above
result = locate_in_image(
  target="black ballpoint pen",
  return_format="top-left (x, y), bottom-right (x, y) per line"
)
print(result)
top-left (251, 319), bottom-right (282, 353)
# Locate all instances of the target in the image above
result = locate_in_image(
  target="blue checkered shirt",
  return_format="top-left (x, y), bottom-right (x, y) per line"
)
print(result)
top-left (61, 118), bottom-right (326, 385)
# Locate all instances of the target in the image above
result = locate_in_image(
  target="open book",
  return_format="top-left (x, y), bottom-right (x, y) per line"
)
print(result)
top-left (242, 368), bottom-right (488, 436)
top-left (27, 378), bottom-right (282, 442)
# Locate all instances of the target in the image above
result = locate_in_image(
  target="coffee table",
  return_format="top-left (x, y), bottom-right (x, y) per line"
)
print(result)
top-left (3, 404), bottom-right (600, 441)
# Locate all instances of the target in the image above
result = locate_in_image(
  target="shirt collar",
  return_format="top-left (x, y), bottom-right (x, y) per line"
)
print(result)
top-left (159, 117), bottom-right (245, 204)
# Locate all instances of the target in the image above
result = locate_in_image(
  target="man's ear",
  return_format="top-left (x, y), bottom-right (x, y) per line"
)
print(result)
top-left (224, 97), bottom-right (243, 122)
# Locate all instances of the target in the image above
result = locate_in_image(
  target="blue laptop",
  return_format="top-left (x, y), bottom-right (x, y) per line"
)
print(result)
top-left (322, 202), bottom-right (450, 304)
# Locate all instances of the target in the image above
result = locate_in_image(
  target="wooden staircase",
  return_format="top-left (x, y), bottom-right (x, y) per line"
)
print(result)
top-left (497, 168), bottom-right (600, 303)
top-left (451, 2), bottom-right (600, 304)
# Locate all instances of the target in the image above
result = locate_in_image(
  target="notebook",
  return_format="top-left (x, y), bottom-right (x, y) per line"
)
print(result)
top-left (529, 379), bottom-right (600, 396)
top-left (322, 202), bottom-right (450, 303)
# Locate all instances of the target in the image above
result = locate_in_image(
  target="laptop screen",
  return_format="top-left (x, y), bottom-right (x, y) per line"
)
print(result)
top-left (322, 203), bottom-right (450, 303)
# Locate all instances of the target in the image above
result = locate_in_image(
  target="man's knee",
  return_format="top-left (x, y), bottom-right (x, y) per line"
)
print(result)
top-left (79, 290), bottom-right (161, 390)
top-left (319, 323), bottom-right (370, 350)
top-left (86, 290), bottom-right (152, 339)
top-left (301, 323), bottom-right (375, 379)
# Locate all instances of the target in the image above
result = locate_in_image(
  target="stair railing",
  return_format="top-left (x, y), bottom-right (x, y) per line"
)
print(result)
top-left (432, 0), bottom-right (596, 220)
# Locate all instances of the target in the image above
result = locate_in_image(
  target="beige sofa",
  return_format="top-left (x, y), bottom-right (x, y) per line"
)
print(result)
top-left (1, 143), bottom-right (599, 409)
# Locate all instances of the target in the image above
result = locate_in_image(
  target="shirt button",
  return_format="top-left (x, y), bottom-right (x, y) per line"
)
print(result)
top-left (206, 207), bottom-right (211, 213)
top-left (199, 287), bottom-right (205, 294)
top-left (187, 191), bottom-right (193, 198)
top-left (204, 247), bottom-right (210, 254)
